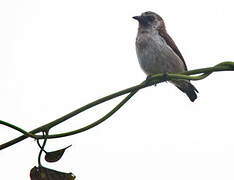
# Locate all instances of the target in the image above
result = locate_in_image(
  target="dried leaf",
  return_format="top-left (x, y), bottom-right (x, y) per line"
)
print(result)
top-left (30, 166), bottom-right (76, 180)
top-left (45, 145), bottom-right (72, 162)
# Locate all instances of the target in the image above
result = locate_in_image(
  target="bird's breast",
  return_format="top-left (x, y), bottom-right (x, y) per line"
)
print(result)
top-left (135, 33), bottom-right (185, 75)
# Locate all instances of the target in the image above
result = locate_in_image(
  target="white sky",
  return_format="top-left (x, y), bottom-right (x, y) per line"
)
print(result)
top-left (1, 0), bottom-right (234, 179)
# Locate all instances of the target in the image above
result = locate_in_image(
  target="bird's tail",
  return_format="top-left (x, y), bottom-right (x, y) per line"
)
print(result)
top-left (171, 80), bottom-right (199, 102)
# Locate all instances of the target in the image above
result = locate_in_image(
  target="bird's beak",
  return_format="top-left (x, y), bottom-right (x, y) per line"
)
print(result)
top-left (132, 16), bottom-right (142, 21)
top-left (132, 15), bottom-right (148, 26)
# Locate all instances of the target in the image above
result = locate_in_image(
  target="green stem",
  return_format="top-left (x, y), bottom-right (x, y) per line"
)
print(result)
top-left (37, 131), bottom-right (48, 167)
top-left (0, 120), bottom-right (38, 139)
top-left (0, 61), bottom-right (234, 150)
top-left (39, 90), bottom-right (138, 139)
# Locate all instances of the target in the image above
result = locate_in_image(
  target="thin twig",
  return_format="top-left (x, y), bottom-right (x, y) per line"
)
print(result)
top-left (0, 61), bottom-right (234, 150)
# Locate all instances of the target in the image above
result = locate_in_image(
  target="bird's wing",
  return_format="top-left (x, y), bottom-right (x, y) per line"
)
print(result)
top-left (158, 29), bottom-right (187, 70)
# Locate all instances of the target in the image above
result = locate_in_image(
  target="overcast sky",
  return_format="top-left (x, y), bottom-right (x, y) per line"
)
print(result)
top-left (1, 0), bottom-right (234, 179)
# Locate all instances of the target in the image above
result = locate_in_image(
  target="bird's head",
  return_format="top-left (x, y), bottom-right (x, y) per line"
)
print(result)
top-left (133, 11), bottom-right (165, 31)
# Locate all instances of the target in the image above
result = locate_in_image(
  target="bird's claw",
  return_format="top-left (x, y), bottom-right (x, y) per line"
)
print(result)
top-left (145, 73), bottom-right (169, 86)
top-left (154, 73), bottom-right (169, 86)
top-left (162, 72), bottom-right (169, 82)
top-left (145, 75), bottom-right (159, 86)
top-left (145, 75), bottom-right (154, 86)
top-left (146, 75), bottom-right (152, 82)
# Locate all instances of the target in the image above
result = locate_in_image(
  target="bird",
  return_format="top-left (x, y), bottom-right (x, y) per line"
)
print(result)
top-left (133, 11), bottom-right (198, 102)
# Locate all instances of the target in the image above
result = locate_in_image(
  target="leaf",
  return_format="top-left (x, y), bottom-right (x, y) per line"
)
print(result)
top-left (30, 166), bottom-right (76, 180)
top-left (45, 145), bottom-right (72, 163)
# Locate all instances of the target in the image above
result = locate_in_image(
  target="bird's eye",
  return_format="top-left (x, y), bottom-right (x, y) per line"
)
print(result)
top-left (147, 15), bottom-right (155, 21)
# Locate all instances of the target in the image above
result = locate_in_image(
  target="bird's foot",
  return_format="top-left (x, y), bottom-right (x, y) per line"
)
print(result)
top-left (146, 75), bottom-right (152, 82)
top-left (162, 72), bottom-right (169, 82)
top-left (155, 73), bottom-right (169, 85)
top-left (145, 73), bottom-right (169, 86)
top-left (145, 75), bottom-right (154, 86)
